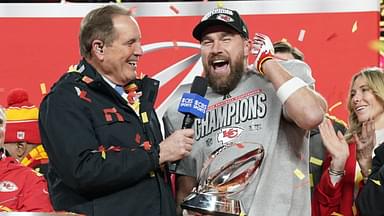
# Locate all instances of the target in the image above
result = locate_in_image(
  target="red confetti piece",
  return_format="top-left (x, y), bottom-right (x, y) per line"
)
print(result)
top-left (236, 143), bottom-right (245, 148)
top-left (143, 141), bottom-right (152, 151)
top-left (326, 33), bottom-right (338, 41)
top-left (169, 5), bottom-right (179, 14)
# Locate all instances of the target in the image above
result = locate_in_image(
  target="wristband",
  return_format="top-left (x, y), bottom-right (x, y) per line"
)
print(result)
top-left (276, 77), bottom-right (307, 104)
top-left (328, 167), bottom-right (345, 176)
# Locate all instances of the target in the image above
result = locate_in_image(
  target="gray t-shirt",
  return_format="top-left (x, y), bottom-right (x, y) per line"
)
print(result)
top-left (163, 60), bottom-right (315, 216)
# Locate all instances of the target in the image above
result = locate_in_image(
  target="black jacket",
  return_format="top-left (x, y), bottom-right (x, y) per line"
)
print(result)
top-left (39, 59), bottom-right (175, 216)
top-left (356, 143), bottom-right (384, 216)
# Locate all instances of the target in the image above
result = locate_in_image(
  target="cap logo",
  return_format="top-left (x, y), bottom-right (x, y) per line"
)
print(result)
top-left (216, 14), bottom-right (234, 23)
top-left (202, 8), bottom-right (233, 21)
top-left (16, 131), bottom-right (25, 140)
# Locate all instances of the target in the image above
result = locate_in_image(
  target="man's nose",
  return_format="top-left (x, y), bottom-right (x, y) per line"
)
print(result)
top-left (134, 43), bottom-right (143, 56)
top-left (211, 41), bottom-right (222, 54)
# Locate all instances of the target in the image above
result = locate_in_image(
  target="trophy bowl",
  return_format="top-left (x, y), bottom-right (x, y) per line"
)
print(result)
top-left (181, 141), bottom-right (264, 216)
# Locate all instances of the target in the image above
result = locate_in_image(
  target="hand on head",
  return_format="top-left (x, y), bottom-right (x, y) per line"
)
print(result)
top-left (251, 33), bottom-right (274, 75)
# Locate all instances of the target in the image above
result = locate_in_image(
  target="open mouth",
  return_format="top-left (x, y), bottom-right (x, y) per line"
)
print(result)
top-left (128, 61), bottom-right (137, 70)
top-left (211, 59), bottom-right (229, 73)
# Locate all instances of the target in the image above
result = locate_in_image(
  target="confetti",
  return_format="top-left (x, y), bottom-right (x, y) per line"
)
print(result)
top-left (169, 5), bottom-right (179, 14)
top-left (141, 112), bottom-right (148, 123)
top-left (328, 101), bottom-right (342, 112)
top-left (298, 29), bottom-right (306, 42)
top-left (369, 40), bottom-right (384, 52)
top-left (236, 143), bottom-right (245, 148)
top-left (294, 168), bottom-right (305, 180)
top-left (67, 64), bottom-right (78, 73)
top-left (330, 212), bottom-right (343, 216)
top-left (40, 83), bottom-right (47, 95)
top-left (371, 179), bottom-right (381, 186)
top-left (216, 1), bottom-right (224, 8)
top-left (326, 33), bottom-right (338, 41)
top-left (310, 156), bottom-right (323, 166)
top-left (352, 21), bottom-right (358, 33)
top-left (309, 173), bottom-right (314, 187)
top-left (115, 0), bottom-right (122, 3)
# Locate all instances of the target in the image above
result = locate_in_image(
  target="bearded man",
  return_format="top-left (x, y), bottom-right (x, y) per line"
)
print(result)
top-left (163, 7), bottom-right (327, 216)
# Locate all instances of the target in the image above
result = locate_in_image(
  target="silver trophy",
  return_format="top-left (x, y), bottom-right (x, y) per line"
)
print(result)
top-left (181, 141), bottom-right (264, 216)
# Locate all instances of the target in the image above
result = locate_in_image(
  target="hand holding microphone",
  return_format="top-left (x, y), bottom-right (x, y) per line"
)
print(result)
top-left (166, 76), bottom-right (209, 172)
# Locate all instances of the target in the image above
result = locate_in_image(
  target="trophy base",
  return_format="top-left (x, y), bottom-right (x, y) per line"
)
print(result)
top-left (181, 192), bottom-right (241, 216)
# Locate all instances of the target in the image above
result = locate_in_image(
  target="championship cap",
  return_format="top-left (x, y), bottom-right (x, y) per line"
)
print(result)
top-left (193, 8), bottom-right (249, 41)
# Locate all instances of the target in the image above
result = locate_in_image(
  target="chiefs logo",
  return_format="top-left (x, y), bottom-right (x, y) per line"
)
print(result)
top-left (216, 14), bottom-right (234, 23)
top-left (217, 127), bottom-right (244, 144)
top-left (0, 181), bottom-right (18, 192)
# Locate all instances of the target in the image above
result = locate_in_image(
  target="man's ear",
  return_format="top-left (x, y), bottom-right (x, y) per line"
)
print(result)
top-left (92, 40), bottom-right (105, 59)
top-left (16, 142), bottom-right (27, 158)
top-left (244, 38), bottom-right (252, 57)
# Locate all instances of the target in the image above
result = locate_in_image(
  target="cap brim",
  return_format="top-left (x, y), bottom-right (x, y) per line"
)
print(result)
top-left (193, 19), bottom-right (241, 41)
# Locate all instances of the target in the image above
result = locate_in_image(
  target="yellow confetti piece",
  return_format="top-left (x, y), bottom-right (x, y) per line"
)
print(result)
top-left (67, 64), bottom-right (78, 73)
top-left (149, 171), bottom-right (155, 177)
top-left (40, 83), bottom-right (47, 95)
top-left (310, 173), bottom-right (314, 187)
top-left (216, 1), bottom-right (224, 8)
top-left (141, 112), bottom-right (148, 123)
top-left (352, 205), bottom-right (357, 215)
top-left (371, 179), bottom-right (381, 186)
top-left (101, 151), bottom-right (106, 160)
top-left (310, 156), bottom-right (323, 166)
top-left (240, 212), bottom-right (246, 216)
top-left (330, 212), bottom-right (343, 216)
top-left (298, 29), bottom-right (306, 42)
top-left (369, 40), bottom-right (384, 52)
top-left (329, 101), bottom-right (342, 112)
top-left (352, 21), bottom-right (358, 33)
top-left (294, 168), bottom-right (305, 180)
top-left (115, 0), bottom-right (121, 3)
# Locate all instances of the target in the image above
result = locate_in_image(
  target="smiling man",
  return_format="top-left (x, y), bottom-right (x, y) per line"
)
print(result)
top-left (163, 7), bottom-right (327, 216)
top-left (39, 5), bottom-right (194, 216)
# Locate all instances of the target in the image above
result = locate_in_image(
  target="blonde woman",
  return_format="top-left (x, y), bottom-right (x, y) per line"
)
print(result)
top-left (312, 67), bottom-right (384, 216)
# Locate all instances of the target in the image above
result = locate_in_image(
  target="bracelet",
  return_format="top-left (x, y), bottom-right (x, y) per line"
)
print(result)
top-left (257, 56), bottom-right (273, 76)
top-left (328, 167), bottom-right (345, 176)
top-left (276, 77), bottom-right (308, 104)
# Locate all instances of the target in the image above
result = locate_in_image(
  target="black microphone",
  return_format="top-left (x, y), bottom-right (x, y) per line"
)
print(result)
top-left (169, 76), bottom-right (209, 172)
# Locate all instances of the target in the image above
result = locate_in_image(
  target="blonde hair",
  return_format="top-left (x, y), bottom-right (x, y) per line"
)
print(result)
top-left (345, 67), bottom-right (384, 141)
